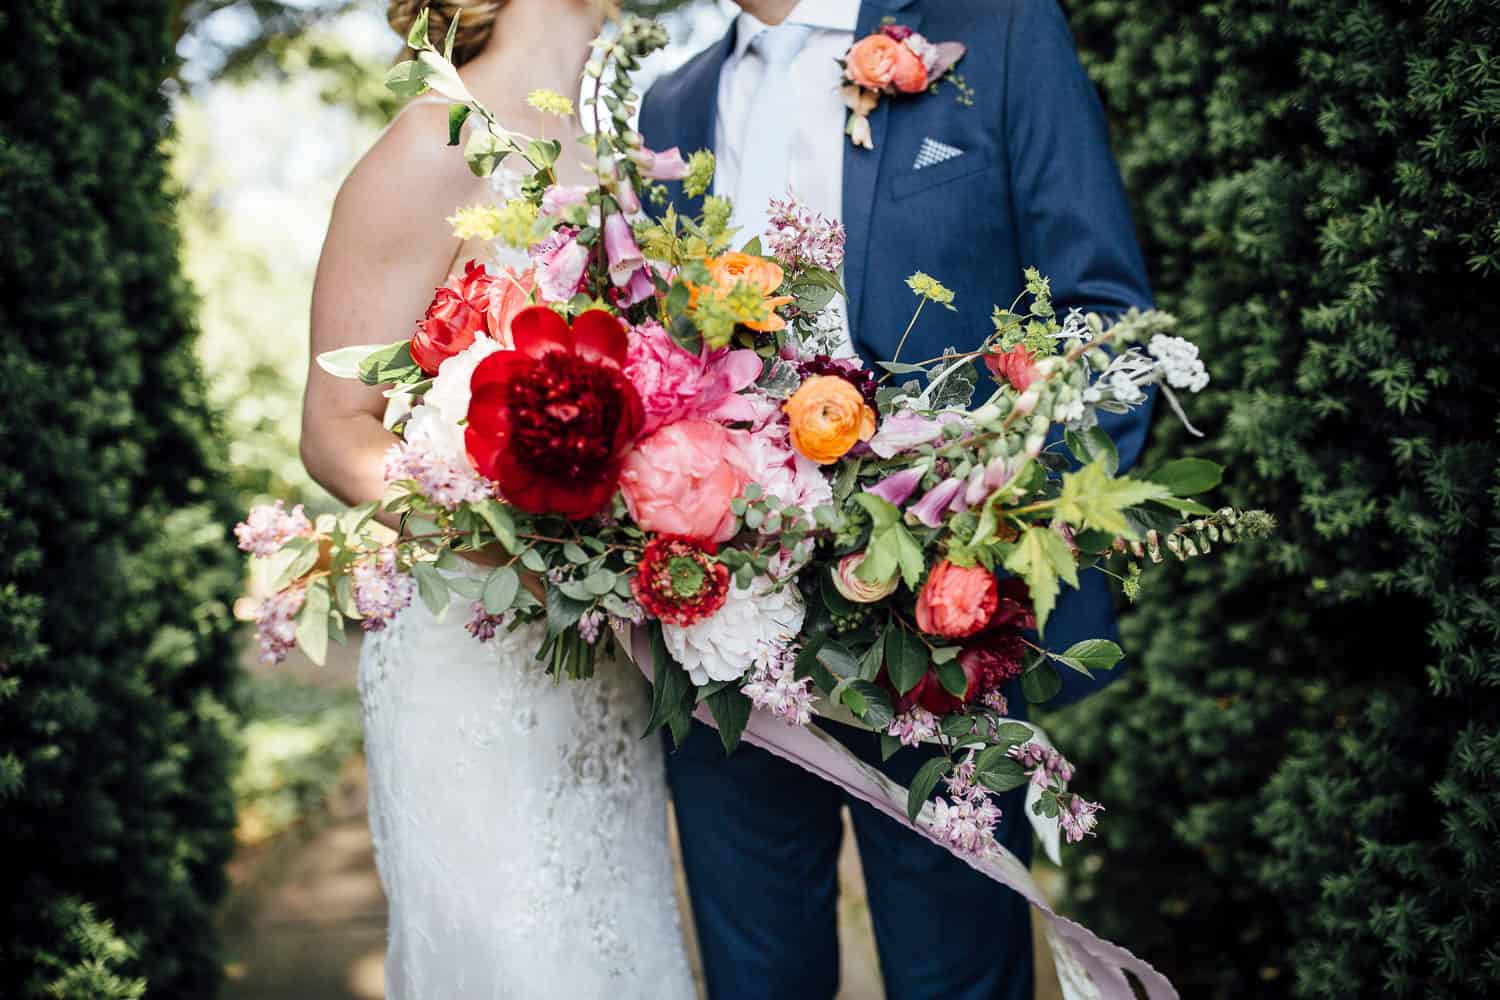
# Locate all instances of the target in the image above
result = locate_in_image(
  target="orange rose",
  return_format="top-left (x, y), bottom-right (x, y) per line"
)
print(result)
top-left (703, 252), bottom-right (795, 332)
top-left (890, 42), bottom-right (929, 93)
top-left (784, 375), bottom-right (877, 464)
top-left (845, 34), bottom-right (901, 90)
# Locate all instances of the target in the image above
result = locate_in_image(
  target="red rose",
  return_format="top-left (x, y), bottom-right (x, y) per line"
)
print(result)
top-left (411, 259), bottom-right (497, 376)
top-left (984, 345), bottom-right (1041, 392)
top-left (464, 306), bottom-right (643, 519)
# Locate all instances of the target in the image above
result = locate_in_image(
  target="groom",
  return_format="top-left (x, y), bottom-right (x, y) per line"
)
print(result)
top-left (640, 1), bottom-right (1152, 996)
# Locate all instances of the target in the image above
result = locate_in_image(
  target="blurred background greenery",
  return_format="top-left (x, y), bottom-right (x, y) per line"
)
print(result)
top-left (2, 1), bottom-right (1496, 998)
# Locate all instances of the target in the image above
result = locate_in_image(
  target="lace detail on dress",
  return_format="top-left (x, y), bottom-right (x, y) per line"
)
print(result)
top-left (359, 589), bottom-right (696, 999)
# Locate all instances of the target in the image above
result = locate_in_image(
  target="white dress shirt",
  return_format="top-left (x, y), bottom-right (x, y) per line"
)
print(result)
top-left (714, 0), bottom-right (858, 352)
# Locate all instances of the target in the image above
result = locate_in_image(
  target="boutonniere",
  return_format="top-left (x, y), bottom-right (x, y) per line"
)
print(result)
top-left (839, 22), bottom-right (970, 149)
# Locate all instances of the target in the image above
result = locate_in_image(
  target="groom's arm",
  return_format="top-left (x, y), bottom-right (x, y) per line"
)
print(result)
top-left (1002, 0), bottom-right (1155, 473)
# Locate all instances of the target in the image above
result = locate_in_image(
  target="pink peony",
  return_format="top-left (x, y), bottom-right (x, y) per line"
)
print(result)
top-left (915, 559), bottom-right (999, 639)
top-left (619, 419), bottom-right (754, 542)
top-left (624, 321), bottom-right (763, 435)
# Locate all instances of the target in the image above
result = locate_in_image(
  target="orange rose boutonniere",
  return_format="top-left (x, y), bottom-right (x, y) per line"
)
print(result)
top-left (839, 24), bottom-right (969, 150)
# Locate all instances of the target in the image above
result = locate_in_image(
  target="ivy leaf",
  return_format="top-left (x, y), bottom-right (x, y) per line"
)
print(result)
top-left (1002, 526), bottom-right (1079, 634)
top-left (906, 756), bottom-right (953, 822)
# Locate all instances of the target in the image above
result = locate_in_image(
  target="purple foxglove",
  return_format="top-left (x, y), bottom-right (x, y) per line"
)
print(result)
top-left (865, 466), bottom-right (925, 507)
top-left (604, 213), bottom-right (645, 287)
top-left (868, 409), bottom-right (951, 458)
top-left (631, 145), bottom-right (689, 180)
top-left (908, 477), bottom-right (964, 527)
top-left (541, 184), bottom-right (589, 217)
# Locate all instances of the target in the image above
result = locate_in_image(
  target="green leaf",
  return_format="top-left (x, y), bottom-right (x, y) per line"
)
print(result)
top-left (1021, 661), bottom-right (1062, 703)
top-left (412, 562), bottom-right (449, 616)
top-left (546, 589), bottom-right (589, 635)
top-left (906, 757), bottom-right (953, 822)
top-left (469, 501), bottom-right (516, 552)
top-left (1059, 639), bottom-right (1124, 674)
top-left (645, 627), bottom-right (695, 746)
top-left (583, 570), bottom-right (618, 596)
top-left (1056, 458), bottom-right (1172, 536)
top-left (852, 492), bottom-right (901, 532)
top-left (892, 524), bottom-right (927, 591)
top-left (1149, 496), bottom-right (1216, 516)
top-left (992, 722), bottom-right (1034, 747)
top-left (316, 344), bottom-right (391, 381)
top-left (520, 548), bottom-right (548, 573)
top-left (936, 659), bottom-right (968, 697)
top-left (463, 128), bottom-right (509, 178)
top-left (846, 681), bottom-right (894, 730)
top-left (482, 566), bottom-right (520, 615)
top-left (405, 6), bottom-right (432, 49)
top-left (975, 753), bottom-right (1029, 794)
top-left (858, 637), bottom-right (886, 682)
top-left (1148, 458), bottom-right (1223, 496)
top-left (385, 59), bottom-right (432, 98)
top-left (931, 646), bottom-right (960, 664)
top-left (941, 714), bottom-right (978, 739)
top-left (817, 641), bottom-right (862, 680)
top-left (1002, 526), bottom-right (1079, 634)
top-left (706, 687), bottom-right (752, 754)
top-left (740, 236), bottom-right (764, 256)
top-left (446, 575), bottom-right (485, 599)
top-left (294, 582), bottom-right (332, 667)
top-left (441, 6), bottom-right (461, 58)
top-left (883, 628), bottom-right (928, 695)
top-left (357, 340), bottom-right (421, 385)
top-left (880, 733), bottom-right (904, 762)
top-left (1064, 427), bottom-right (1119, 476)
top-left (447, 103), bottom-right (471, 146)
top-left (268, 537), bottom-right (321, 592)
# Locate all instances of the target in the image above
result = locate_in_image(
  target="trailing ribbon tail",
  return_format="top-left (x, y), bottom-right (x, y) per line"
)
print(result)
top-left (627, 627), bottom-right (1178, 1000)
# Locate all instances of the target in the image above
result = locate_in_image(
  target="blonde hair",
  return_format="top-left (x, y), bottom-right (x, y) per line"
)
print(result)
top-left (388, 1), bottom-right (506, 67)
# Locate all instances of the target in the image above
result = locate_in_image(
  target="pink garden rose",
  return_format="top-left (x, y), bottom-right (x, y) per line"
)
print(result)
top-left (619, 419), bottom-right (753, 542)
top-left (624, 321), bottom-right (763, 435)
top-left (915, 559), bottom-right (1000, 639)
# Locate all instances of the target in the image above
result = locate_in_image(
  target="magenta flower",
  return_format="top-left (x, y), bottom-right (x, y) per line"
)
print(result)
top-left (623, 320), bottom-right (763, 435)
top-left (541, 184), bottom-right (590, 217)
top-left (630, 145), bottom-right (689, 180)
top-left (868, 408), bottom-right (965, 458)
top-left (864, 466), bottom-right (925, 507)
top-left (614, 173), bottom-right (642, 215)
top-left (766, 197), bottom-right (846, 272)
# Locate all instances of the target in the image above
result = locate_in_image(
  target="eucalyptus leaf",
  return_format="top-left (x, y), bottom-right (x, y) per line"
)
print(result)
top-left (482, 566), bottom-right (520, 615)
top-left (412, 562), bottom-right (450, 617)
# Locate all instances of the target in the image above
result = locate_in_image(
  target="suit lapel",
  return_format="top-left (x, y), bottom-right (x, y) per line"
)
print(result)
top-left (842, 0), bottom-right (922, 342)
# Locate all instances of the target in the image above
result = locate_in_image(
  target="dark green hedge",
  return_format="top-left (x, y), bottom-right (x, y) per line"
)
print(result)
top-left (0, 2), bottom-right (242, 997)
top-left (1051, 0), bottom-right (1500, 996)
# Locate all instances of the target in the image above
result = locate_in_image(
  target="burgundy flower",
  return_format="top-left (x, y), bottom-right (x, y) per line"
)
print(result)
top-left (886, 578), bottom-right (1035, 715)
top-left (796, 354), bottom-right (879, 407)
top-left (631, 535), bottom-right (731, 626)
top-left (880, 23), bottom-right (915, 42)
top-left (465, 306), bottom-right (643, 519)
top-left (412, 259), bottom-right (496, 375)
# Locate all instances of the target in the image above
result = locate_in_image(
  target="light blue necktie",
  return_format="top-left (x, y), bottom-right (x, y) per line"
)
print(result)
top-left (731, 23), bottom-right (814, 242)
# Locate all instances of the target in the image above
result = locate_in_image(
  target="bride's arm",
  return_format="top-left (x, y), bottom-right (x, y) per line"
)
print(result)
top-left (300, 106), bottom-right (485, 521)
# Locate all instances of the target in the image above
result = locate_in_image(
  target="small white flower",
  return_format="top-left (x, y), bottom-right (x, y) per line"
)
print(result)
top-left (663, 577), bottom-right (805, 687)
top-left (1148, 334), bottom-right (1210, 393)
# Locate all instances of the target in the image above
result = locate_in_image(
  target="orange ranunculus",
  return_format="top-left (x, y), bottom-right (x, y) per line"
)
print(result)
top-left (890, 42), bottom-right (929, 93)
top-left (845, 34), bottom-right (901, 90)
top-left (784, 375), bottom-right (877, 465)
top-left (703, 252), bottom-right (795, 332)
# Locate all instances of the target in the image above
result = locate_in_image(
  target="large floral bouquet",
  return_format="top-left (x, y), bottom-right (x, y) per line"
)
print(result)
top-left (243, 10), bottom-right (1268, 917)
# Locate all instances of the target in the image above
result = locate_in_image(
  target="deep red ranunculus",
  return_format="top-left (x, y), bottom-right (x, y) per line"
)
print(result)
top-left (411, 259), bottom-right (497, 376)
top-left (631, 535), bottom-right (731, 626)
top-left (464, 306), bottom-right (644, 519)
top-left (984, 345), bottom-right (1041, 392)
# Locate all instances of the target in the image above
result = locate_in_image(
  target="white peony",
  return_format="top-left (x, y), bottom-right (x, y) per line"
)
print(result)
top-left (742, 432), bottom-right (833, 514)
top-left (663, 577), bottom-right (805, 687)
top-left (424, 336), bottom-right (503, 429)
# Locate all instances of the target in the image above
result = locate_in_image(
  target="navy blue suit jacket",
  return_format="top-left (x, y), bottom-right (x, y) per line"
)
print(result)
top-left (642, 0), bottom-right (1154, 708)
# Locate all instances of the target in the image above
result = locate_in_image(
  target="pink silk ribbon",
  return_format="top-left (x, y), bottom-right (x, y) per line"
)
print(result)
top-left (627, 627), bottom-right (1178, 1000)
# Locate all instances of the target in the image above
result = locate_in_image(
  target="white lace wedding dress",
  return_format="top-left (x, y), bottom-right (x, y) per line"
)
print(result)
top-left (357, 108), bottom-right (696, 999)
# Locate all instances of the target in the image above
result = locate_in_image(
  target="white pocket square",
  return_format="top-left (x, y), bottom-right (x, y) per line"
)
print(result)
top-left (913, 138), bottom-right (964, 170)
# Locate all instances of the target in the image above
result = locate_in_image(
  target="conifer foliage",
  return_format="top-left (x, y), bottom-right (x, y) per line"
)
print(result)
top-left (0, 1), bottom-right (241, 996)
top-left (1052, 0), bottom-right (1500, 995)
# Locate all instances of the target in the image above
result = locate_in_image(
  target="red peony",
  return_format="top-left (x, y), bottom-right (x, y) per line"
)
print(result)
top-left (412, 259), bottom-right (497, 376)
top-left (465, 306), bottom-right (643, 519)
top-left (984, 345), bottom-right (1042, 392)
top-left (632, 535), bottom-right (731, 626)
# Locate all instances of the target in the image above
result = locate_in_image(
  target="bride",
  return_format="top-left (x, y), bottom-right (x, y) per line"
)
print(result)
top-left (299, 2), bottom-right (697, 996)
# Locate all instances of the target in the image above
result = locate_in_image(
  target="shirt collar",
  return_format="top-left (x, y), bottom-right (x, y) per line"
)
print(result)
top-left (729, 0), bottom-right (860, 61)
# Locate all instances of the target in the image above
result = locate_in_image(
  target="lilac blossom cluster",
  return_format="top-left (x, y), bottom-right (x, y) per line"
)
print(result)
top-left (887, 706), bottom-right (939, 748)
top-left (254, 585), bottom-right (306, 665)
top-left (235, 500), bottom-right (312, 556)
top-left (466, 600), bottom-right (513, 642)
top-left (383, 440), bottom-right (493, 510)
top-left (353, 547), bottom-right (415, 632)
top-left (742, 645), bottom-right (816, 726)
top-left (1058, 795), bottom-right (1103, 844)
top-left (928, 750), bottom-right (1002, 855)
top-left (764, 197), bottom-right (846, 273)
top-left (1008, 741), bottom-right (1075, 790)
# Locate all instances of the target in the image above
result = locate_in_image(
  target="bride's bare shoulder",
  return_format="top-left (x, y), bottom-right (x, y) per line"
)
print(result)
top-left (328, 101), bottom-right (487, 249)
